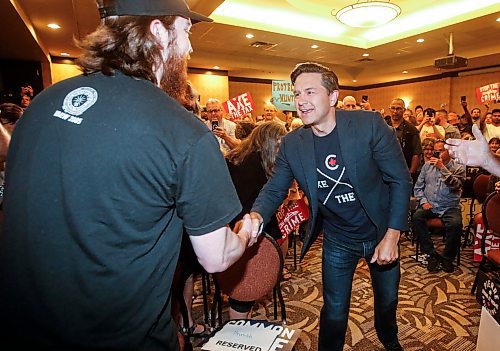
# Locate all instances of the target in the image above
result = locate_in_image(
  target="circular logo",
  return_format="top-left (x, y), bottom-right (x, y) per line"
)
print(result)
top-left (62, 87), bottom-right (98, 116)
top-left (481, 279), bottom-right (499, 317)
top-left (325, 154), bottom-right (339, 171)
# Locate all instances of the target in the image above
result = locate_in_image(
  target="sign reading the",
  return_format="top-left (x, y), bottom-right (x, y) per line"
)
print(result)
top-left (275, 198), bottom-right (309, 245)
top-left (222, 92), bottom-right (256, 120)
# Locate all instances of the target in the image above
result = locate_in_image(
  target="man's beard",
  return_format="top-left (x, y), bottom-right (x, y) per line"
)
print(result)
top-left (159, 52), bottom-right (188, 106)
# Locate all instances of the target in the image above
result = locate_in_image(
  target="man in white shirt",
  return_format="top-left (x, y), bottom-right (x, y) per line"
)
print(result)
top-left (205, 98), bottom-right (239, 152)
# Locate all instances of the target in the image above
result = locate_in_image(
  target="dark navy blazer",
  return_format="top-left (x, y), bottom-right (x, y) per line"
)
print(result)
top-left (252, 109), bottom-right (412, 260)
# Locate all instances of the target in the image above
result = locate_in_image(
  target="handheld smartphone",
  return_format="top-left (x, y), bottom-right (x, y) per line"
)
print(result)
top-left (433, 151), bottom-right (440, 158)
top-left (461, 95), bottom-right (467, 103)
top-left (362, 95), bottom-right (368, 102)
top-left (211, 120), bottom-right (219, 131)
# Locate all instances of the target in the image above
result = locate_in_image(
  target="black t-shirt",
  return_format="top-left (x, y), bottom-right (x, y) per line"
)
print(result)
top-left (314, 128), bottom-right (376, 242)
top-left (0, 72), bottom-right (241, 350)
top-left (387, 119), bottom-right (422, 170)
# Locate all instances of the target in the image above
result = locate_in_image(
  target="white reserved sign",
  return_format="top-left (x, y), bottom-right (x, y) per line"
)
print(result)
top-left (202, 319), bottom-right (300, 351)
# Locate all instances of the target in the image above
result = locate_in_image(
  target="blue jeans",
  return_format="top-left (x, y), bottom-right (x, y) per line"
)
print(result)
top-left (412, 207), bottom-right (462, 260)
top-left (319, 234), bottom-right (400, 351)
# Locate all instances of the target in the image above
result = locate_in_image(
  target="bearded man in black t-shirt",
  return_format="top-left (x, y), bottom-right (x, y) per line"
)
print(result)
top-left (0, 1), bottom-right (255, 350)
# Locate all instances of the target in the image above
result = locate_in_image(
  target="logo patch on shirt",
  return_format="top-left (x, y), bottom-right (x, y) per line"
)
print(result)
top-left (53, 87), bottom-right (98, 125)
top-left (325, 154), bottom-right (339, 171)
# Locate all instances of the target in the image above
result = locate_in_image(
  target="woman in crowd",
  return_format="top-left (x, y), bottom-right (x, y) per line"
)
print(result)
top-left (488, 137), bottom-right (500, 154)
top-left (225, 121), bottom-right (287, 320)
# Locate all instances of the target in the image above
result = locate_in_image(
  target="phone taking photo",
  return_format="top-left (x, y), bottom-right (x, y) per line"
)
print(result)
top-left (211, 120), bottom-right (219, 131)
top-left (461, 96), bottom-right (467, 103)
top-left (362, 95), bottom-right (368, 102)
top-left (433, 151), bottom-right (440, 159)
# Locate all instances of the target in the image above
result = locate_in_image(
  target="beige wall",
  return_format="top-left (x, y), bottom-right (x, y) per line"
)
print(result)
top-left (51, 63), bottom-right (81, 84)
top-left (350, 71), bottom-right (499, 113)
top-left (187, 73), bottom-right (229, 106)
top-left (45, 62), bottom-right (500, 116)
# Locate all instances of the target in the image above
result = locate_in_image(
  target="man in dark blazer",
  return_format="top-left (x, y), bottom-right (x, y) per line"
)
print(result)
top-left (250, 62), bottom-right (412, 351)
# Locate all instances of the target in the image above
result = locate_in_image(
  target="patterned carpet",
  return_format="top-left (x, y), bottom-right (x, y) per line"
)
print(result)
top-left (190, 228), bottom-right (482, 351)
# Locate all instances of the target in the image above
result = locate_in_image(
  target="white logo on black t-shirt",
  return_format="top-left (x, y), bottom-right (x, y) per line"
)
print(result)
top-left (53, 87), bottom-right (98, 125)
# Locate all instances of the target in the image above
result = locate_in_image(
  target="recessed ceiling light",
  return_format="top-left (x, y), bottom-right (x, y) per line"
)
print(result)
top-left (311, 44), bottom-right (319, 49)
top-left (497, 17), bottom-right (500, 22)
top-left (362, 53), bottom-right (369, 57)
top-left (402, 70), bottom-right (408, 74)
top-left (416, 38), bottom-right (425, 43)
top-left (352, 79), bottom-right (357, 82)
top-left (60, 52), bottom-right (70, 56)
top-left (245, 33), bottom-right (254, 39)
top-left (47, 23), bottom-right (61, 29)
top-left (213, 66), bottom-right (220, 69)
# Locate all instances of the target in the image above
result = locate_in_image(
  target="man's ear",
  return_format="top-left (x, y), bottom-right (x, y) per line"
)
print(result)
top-left (329, 90), bottom-right (339, 107)
top-left (149, 19), bottom-right (168, 48)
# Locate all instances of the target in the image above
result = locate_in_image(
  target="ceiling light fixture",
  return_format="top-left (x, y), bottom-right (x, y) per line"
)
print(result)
top-left (311, 44), bottom-right (319, 49)
top-left (245, 33), bottom-right (254, 39)
top-left (47, 23), bottom-right (61, 29)
top-left (416, 38), bottom-right (425, 43)
top-left (334, 1), bottom-right (401, 28)
top-left (402, 70), bottom-right (408, 74)
top-left (362, 53), bottom-right (370, 57)
top-left (213, 66), bottom-right (220, 70)
top-left (60, 52), bottom-right (70, 56)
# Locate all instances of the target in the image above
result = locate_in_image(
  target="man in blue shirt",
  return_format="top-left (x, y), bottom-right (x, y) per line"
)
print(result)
top-left (413, 139), bottom-right (466, 273)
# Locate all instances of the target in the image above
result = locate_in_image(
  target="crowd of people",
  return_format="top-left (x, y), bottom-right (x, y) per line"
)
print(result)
top-left (0, 1), bottom-right (499, 351)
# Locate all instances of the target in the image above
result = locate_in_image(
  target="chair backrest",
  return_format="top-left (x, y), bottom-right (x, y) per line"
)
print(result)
top-left (473, 174), bottom-right (491, 204)
top-left (483, 192), bottom-right (500, 236)
top-left (215, 233), bottom-right (283, 302)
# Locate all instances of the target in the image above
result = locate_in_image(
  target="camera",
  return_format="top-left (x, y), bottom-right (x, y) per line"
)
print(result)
top-left (211, 120), bottom-right (219, 131)
top-left (362, 95), bottom-right (368, 103)
top-left (461, 96), bottom-right (467, 103)
top-left (433, 151), bottom-right (441, 159)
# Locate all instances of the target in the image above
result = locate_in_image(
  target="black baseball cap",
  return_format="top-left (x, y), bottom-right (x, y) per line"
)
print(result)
top-left (99, 0), bottom-right (213, 23)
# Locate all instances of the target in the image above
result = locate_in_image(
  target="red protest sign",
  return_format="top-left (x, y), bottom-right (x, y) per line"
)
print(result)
top-left (222, 92), bottom-right (256, 120)
top-left (476, 82), bottom-right (500, 104)
top-left (275, 198), bottom-right (309, 245)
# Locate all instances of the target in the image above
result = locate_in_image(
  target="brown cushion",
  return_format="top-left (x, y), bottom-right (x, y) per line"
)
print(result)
top-left (215, 234), bottom-right (282, 302)
top-left (427, 218), bottom-right (444, 228)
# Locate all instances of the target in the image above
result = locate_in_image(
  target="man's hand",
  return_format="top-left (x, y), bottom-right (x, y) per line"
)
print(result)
top-left (445, 124), bottom-right (490, 168)
top-left (370, 228), bottom-right (400, 265)
top-left (234, 214), bottom-right (255, 247)
top-left (429, 157), bottom-right (444, 170)
top-left (212, 126), bottom-right (227, 139)
top-left (249, 212), bottom-right (263, 243)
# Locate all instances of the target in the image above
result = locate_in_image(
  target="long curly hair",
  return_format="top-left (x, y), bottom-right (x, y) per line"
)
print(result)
top-left (226, 121), bottom-right (286, 177)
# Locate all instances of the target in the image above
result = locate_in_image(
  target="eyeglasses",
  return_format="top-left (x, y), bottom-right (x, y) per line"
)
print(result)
top-left (208, 109), bottom-right (221, 114)
top-left (389, 106), bottom-right (403, 111)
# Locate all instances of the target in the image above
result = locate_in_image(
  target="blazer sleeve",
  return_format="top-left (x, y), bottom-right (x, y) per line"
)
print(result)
top-left (371, 115), bottom-right (413, 231)
top-left (251, 136), bottom-right (295, 226)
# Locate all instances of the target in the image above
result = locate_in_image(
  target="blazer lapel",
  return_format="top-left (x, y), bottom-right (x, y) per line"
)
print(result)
top-left (298, 127), bottom-right (318, 213)
top-left (336, 112), bottom-right (358, 187)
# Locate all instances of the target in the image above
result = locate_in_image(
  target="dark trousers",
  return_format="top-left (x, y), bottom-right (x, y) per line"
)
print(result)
top-left (318, 234), bottom-right (400, 351)
top-left (412, 207), bottom-right (462, 260)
